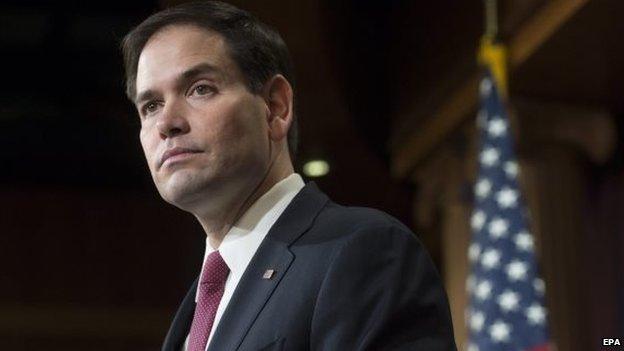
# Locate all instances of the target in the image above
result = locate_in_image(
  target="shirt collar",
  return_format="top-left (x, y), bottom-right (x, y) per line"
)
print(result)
top-left (199, 173), bottom-right (305, 284)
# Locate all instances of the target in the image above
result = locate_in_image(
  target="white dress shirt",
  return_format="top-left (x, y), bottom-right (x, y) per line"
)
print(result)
top-left (183, 173), bottom-right (305, 351)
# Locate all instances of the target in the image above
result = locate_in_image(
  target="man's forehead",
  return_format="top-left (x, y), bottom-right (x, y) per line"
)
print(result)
top-left (135, 25), bottom-right (236, 98)
top-left (139, 25), bottom-right (228, 71)
top-left (147, 24), bottom-right (226, 51)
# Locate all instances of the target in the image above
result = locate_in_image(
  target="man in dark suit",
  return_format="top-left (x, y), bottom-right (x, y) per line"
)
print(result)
top-left (121, 1), bottom-right (456, 350)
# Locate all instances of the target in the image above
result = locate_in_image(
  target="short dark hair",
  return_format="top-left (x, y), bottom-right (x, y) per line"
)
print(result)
top-left (121, 0), bottom-right (298, 158)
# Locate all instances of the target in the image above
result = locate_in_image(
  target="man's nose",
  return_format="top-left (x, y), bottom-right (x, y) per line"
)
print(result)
top-left (156, 100), bottom-right (190, 139)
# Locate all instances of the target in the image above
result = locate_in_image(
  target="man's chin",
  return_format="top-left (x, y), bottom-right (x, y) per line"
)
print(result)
top-left (157, 176), bottom-right (210, 208)
top-left (154, 169), bottom-right (252, 213)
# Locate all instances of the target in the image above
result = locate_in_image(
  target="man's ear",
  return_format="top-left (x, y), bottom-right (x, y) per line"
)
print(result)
top-left (263, 74), bottom-right (293, 142)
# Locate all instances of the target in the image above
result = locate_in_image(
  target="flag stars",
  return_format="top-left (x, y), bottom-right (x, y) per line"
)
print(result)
top-left (496, 187), bottom-right (518, 208)
top-left (480, 147), bottom-right (500, 167)
top-left (488, 217), bottom-right (509, 239)
top-left (475, 178), bottom-right (492, 199)
top-left (526, 303), bottom-right (547, 325)
top-left (466, 274), bottom-right (476, 293)
top-left (475, 280), bottom-right (493, 300)
top-left (468, 75), bottom-right (550, 346)
top-left (533, 278), bottom-right (546, 295)
top-left (481, 249), bottom-right (501, 270)
top-left (480, 78), bottom-right (493, 96)
top-left (497, 290), bottom-right (520, 312)
top-left (489, 320), bottom-right (511, 342)
top-left (468, 243), bottom-right (481, 262)
top-left (470, 311), bottom-right (486, 332)
top-left (514, 231), bottom-right (534, 251)
top-left (506, 260), bottom-right (529, 281)
top-left (471, 210), bottom-right (486, 231)
top-left (504, 161), bottom-right (519, 178)
top-left (488, 118), bottom-right (507, 137)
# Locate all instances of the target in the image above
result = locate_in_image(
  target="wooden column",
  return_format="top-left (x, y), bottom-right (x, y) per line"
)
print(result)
top-left (439, 170), bottom-right (472, 350)
top-left (412, 141), bottom-right (474, 349)
top-left (514, 99), bottom-right (615, 351)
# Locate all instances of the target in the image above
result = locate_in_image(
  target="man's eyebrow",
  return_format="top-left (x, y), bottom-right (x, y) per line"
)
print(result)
top-left (181, 62), bottom-right (221, 80)
top-left (134, 63), bottom-right (222, 105)
top-left (135, 89), bottom-right (157, 105)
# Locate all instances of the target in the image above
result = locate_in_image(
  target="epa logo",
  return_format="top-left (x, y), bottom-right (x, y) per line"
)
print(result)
top-left (603, 338), bottom-right (621, 346)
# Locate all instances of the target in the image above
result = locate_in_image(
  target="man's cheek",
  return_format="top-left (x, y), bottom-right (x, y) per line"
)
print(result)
top-left (139, 137), bottom-right (157, 167)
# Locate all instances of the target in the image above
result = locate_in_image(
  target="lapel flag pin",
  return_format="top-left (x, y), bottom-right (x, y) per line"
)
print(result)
top-left (262, 269), bottom-right (275, 279)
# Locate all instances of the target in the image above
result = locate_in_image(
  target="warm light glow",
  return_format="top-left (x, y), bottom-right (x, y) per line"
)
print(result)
top-left (303, 159), bottom-right (329, 177)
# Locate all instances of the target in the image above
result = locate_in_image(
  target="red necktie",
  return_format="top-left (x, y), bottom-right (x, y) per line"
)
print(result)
top-left (187, 251), bottom-right (230, 351)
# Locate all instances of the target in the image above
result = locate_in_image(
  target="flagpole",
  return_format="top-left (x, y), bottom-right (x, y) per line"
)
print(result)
top-left (483, 0), bottom-right (498, 40)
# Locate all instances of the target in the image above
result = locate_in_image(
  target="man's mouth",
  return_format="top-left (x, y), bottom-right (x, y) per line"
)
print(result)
top-left (159, 147), bottom-right (202, 168)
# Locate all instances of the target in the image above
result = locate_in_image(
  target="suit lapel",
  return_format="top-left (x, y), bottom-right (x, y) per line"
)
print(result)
top-left (207, 182), bottom-right (329, 351)
top-left (207, 240), bottom-right (293, 351)
top-left (162, 278), bottom-right (198, 351)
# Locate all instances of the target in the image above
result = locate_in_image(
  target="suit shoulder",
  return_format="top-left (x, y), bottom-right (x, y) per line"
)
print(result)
top-left (297, 201), bottom-right (416, 245)
top-left (325, 202), bottom-right (410, 230)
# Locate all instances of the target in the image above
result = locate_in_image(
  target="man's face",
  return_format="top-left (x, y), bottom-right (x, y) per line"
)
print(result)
top-left (135, 25), bottom-right (271, 210)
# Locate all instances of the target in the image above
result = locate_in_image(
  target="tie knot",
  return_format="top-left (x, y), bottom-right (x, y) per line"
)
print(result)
top-left (201, 251), bottom-right (229, 284)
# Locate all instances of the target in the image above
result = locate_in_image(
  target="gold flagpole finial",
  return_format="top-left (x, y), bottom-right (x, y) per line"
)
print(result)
top-left (479, 0), bottom-right (508, 98)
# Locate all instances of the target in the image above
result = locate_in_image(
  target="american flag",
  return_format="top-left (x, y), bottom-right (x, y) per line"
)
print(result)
top-left (466, 69), bottom-right (550, 351)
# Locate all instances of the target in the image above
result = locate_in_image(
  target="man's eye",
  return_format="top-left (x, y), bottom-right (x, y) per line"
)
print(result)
top-left (142, 101), bottom-right (159, 116)
top-left (192, 84), bottom-right (214, 96)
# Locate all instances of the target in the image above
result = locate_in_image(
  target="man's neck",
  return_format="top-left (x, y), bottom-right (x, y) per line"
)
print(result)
top-left (199, 162), bottom-right (294, 249)
top-left (201, 178), bottom-right (276, 250)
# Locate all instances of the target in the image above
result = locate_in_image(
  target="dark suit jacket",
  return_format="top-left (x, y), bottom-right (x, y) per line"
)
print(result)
top-left (162, 182), bottom-right (456, 351)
